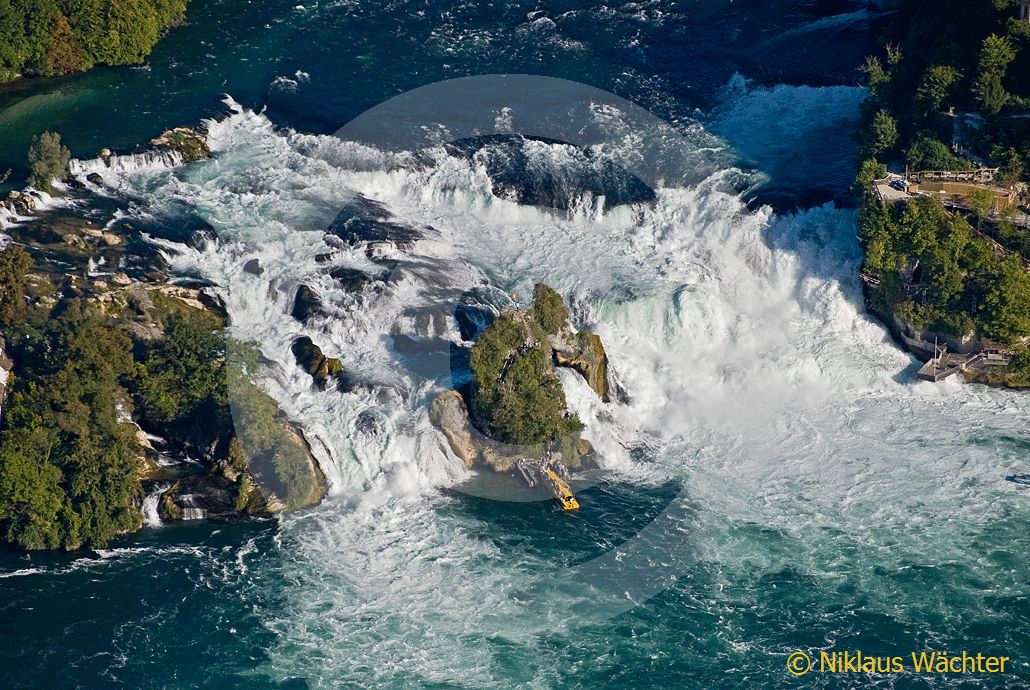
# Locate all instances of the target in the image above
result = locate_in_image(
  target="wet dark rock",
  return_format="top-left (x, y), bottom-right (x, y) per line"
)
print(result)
top-left (86, 173), bottom-right (104, 185)
top-left (242, 258), bottom-right (264, 276)
top-left (327, 195), bottom-right (423, 248)
top-left (187, 228), bottom-right (216, 250)
top-left (454, 304), bottom-right (495, 341)
top-left (291, 284), bottom-right (325, 323)
top-left (329, 266), bottom-right (378, 292)
top-left (446, 134), bottom-right (656, 211)
top-left (354, 409), bottom-right (384, 436)
top-left (291, 336), bottom-right (346, 390)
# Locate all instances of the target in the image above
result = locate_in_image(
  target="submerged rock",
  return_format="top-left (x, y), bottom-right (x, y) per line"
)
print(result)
top-left (242, 258), bottom-right (264, 276)
top-left (446, 135), bottom-right (657, 212)
top-left (454, 303), bottom-right (495, 341)
top-left (326, 195), bottom-right (423, 251)
top-left (329, 266), bottom-right (378, 292)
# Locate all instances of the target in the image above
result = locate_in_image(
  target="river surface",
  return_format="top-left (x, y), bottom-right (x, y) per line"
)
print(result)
top-left (1, 1), bottom-right (1029, 688)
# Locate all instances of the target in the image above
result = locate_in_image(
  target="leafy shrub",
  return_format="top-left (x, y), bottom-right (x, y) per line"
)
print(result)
top-left (136, 311), bottom-right (229, 447)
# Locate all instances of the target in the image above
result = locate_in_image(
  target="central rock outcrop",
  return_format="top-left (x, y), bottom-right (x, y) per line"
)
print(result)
top-left (430, 284), bottom-right (608, 474)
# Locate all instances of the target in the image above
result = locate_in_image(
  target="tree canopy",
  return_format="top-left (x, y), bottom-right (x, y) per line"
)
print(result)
top-left (27, 131), bottom-right (70, 191)
top-left (0, 0), bottom-right (187, 82)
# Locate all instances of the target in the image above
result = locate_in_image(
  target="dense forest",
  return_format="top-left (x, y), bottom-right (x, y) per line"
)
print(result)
top-left (0, 245), bottom-right (228, 550)
top-left (854, 0), bottom-right (1030, 383)
top-left (857, 0), bottom-right (1030, 170)
top-left (0, 0), bottom-right (187, 82)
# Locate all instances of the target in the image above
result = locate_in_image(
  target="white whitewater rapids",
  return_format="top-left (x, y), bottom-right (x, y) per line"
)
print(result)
top-left (68, 94), bottom-right (1030, 687)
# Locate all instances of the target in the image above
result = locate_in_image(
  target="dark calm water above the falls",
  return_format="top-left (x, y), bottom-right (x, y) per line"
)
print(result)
top-left (2, 2), bottom-right (1030, 689)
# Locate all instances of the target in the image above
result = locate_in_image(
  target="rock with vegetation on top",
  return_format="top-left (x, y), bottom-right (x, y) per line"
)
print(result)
top-left (533, 283), bottom-right (609, 401)
top-left (151, 127), bottom-right (210, 163)
top-left (227, 349), bottom-right (329, 512)
top-left (430, 282), bottom-right (605, 473)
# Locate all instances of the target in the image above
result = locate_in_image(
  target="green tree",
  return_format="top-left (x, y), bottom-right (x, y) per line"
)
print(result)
top-left (0, 244), bottom-right (31, 325)
top-left (136, 311), bottom-right (229, 445)
top-left (865, 110), bottom-right (899, 159)
top-left (905, 135), bottom-right (970, 171)
top-left (965, 187), bottom-right (996, 228)
top-left (12, 0), bottom-right (58, 75)
top-left (999, 147), bottom-right (1024, 185)
top-left (0, 303), bottom-right (143, 550)
top-left (859, 56), bottom-right (890, 103)
top-left (98, 0), bottom-right (161, 65)
top-left (67, 0), bottom-right (107, 60)
top-left (979, 255), bottom-right (1030, 343)
top-left (915, 65), bottom-right (961, 118)
top-left (852, 158), bottom-right (888, 202)
top-left (26, 130), bottom-right (70, 191)
top-left (532, 283), bottom-right (570, 335)
top-left (0, 426), bottom-right (65, 550)
top-left (973, 34), bottom-right (1017, 114)
top-left (0, 0), bottom-right (27, 80)
top-left (46, 12), bottom-right (88, 75)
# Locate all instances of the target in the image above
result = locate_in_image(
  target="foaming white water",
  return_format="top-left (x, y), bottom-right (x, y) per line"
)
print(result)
top-left (142, 483), bottom-right (172, 527)
top-left (84, 103), bottom-right (1030, 686)
top-left (85, 102), bottom-right (1029, 497)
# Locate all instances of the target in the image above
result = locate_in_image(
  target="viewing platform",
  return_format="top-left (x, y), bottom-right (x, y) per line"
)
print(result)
top-left (916, 343), bottom-right (1011, 382)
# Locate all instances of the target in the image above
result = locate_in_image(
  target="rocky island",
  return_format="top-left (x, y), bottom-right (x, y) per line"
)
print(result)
top-left (431, 283), bottom-right (608, 490)
top-left (0, 116), bottom-right (618, 548)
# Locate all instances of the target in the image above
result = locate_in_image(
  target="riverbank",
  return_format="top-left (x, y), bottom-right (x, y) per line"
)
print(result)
top-left (0, 2), bottom-right (188, 87)
top-left (0, 125), bottom-right (332, 550)
top-left (848, 0), bottom-right (1030, 388)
